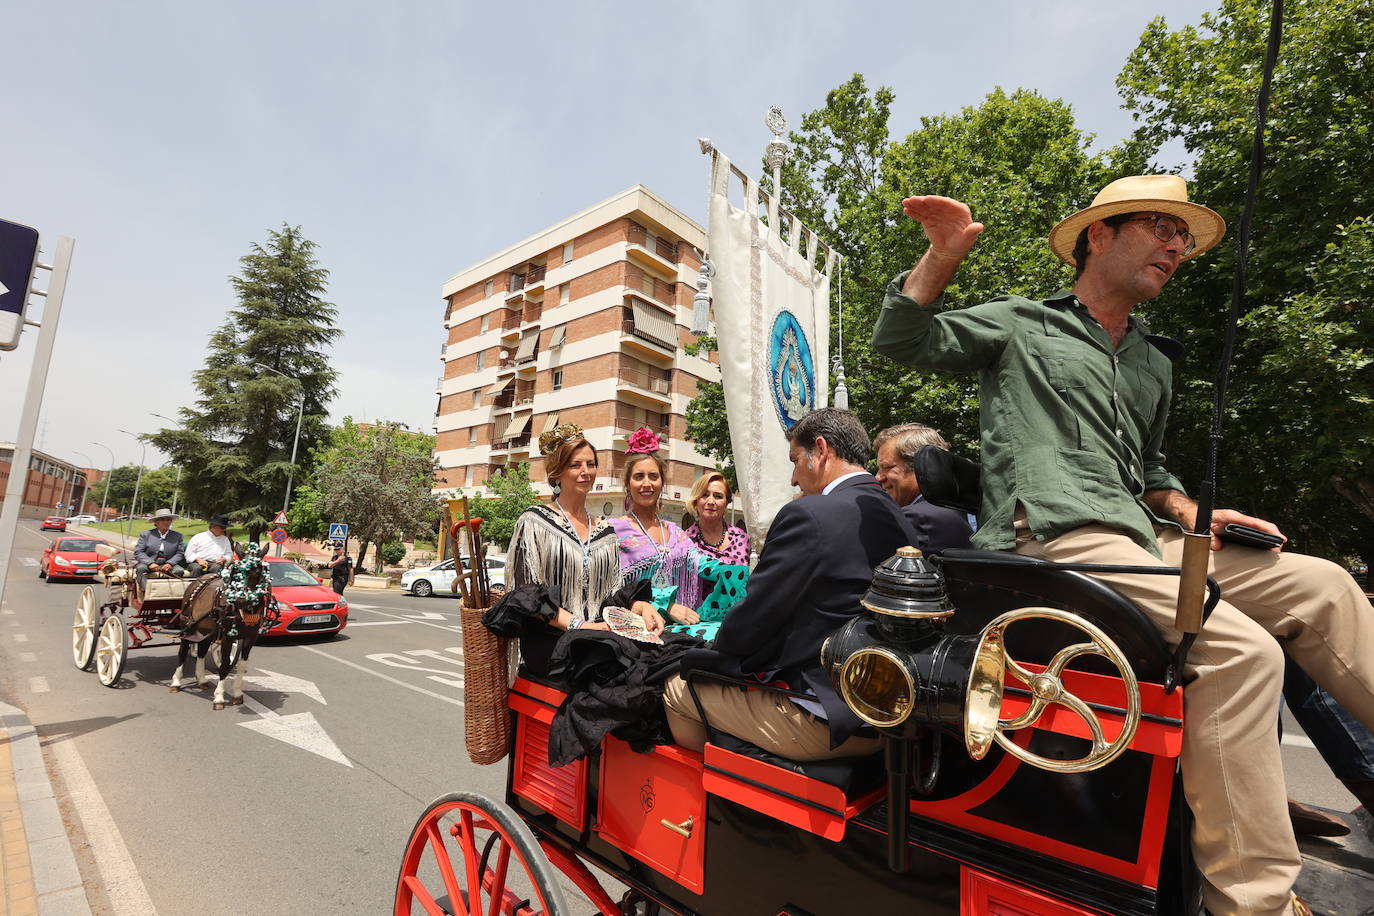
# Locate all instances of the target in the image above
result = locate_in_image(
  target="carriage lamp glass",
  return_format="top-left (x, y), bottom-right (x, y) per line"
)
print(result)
top-left (840, 647), bottom-right (915, 727)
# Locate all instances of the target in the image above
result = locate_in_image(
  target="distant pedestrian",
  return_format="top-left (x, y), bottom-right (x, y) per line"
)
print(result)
top-left (328, 542), bottom-right (352, 595)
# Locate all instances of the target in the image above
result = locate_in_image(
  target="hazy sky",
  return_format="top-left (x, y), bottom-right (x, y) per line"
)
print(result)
top-left (1, 0), bottom-right (1210, 473)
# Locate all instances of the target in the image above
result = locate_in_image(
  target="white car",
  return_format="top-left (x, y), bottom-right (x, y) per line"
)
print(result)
top-left (66, 515), bottom-right (98, 525)
top-left (401, 557), bottom-right (507, 597)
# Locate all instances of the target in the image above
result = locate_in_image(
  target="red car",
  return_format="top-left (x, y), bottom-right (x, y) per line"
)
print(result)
top-left (40, 536), bottom-right (109, 581)
top-left (40, 516), bottom-right (67, 531)
top-left (262, 557), bottom-right (349, 637)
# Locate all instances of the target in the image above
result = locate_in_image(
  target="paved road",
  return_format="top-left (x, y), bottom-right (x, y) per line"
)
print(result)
top-left (1, 518), bottom-right (597, 914)
top-left (0, 518), bottom-right (1365, 913)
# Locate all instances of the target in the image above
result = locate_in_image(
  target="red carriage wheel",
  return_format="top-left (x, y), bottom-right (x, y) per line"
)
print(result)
top-left (395, 792), bottom-right (569, 916)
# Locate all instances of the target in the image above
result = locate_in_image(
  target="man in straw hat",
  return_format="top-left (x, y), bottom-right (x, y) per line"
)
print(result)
top-left (871, 175), bottom-right (1372, 915)
top-left (133, 507), bottom-right (186, 589)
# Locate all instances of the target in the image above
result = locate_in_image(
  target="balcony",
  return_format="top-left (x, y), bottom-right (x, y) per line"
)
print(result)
top-left (434, 375), bottom-right (444, 395)
top-left (500, 311), bottom-right (522, 338)
top-left (614, 415), bottom-right (670, 437)
top-left (617, 368), bottom-right (672, 405)
top-left (627, 224), bottom-right (680, 273)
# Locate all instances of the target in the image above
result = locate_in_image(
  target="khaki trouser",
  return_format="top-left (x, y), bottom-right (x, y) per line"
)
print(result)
top-left (1014, 519), bottom-right (1374, 916)
top-left (662, 675), bottom-right (881, 761)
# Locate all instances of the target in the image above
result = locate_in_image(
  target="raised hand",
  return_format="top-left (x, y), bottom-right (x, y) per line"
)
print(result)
top-left (902, 196), bottom-right (985, 257)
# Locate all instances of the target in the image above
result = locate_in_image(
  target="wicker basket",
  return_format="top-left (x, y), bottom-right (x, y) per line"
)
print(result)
top-left (460, 600), bottom-right (513, 765)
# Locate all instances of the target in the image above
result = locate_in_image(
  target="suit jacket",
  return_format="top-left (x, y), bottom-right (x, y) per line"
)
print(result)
top-left (712, 473), bottom-right (919, 746)
top-left (134, 528), bottom-right (186, 566)
top-left (903, 494), bottom-right (974, 553)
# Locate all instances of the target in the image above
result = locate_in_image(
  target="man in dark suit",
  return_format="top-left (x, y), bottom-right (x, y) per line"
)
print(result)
top-left (134, 508), bottom-right (186, 589)
top-left (874, 423), bottom-right (974, 552)
top-left (662, 409), bottom-right (918, 761)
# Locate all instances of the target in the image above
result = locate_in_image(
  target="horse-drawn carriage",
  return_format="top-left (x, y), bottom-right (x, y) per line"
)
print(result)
top-left (70, 545), bottom-right (278, 707)
top-left (392, 531), bottom-right (1206, 916)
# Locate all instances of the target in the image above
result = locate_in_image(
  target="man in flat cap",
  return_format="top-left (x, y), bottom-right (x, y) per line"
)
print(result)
top-left (871, 176), bottom-right (1372, 916)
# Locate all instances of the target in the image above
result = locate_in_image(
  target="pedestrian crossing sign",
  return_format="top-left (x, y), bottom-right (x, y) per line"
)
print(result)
top-left (328, 523), bottom-right (348, 540)
top-left (272, 510), bottom-right (289, 525)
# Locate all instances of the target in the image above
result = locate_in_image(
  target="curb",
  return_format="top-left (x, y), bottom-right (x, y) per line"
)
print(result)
top-left (0, 701), bottom-right (92, 916)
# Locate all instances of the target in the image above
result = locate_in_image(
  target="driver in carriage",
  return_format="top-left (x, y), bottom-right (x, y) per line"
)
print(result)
top-left (134, 507), bottom-right (186, 589)
top-left (871, 175), bottom-right (1374, 916)
top-left (184, 513), bottom-right (235, 577)
top-left (662, 408), bottom-right (919, 762)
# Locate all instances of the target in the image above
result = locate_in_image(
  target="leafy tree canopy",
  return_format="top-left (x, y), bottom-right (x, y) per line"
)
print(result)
top-left (147, 224), bottom-right (340, 537)
top-left (467, 462), bottom-right (539, 552)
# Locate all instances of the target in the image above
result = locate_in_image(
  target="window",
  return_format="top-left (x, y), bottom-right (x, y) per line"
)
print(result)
top-left (472, 390), bottom-right (481, 409)
top-left (563, 241), bottom-right (574, 263)
top-left (484, 279), bottom-right (494, 298)
top-left (480, 313), bottom-right (490, 333)
top-left (552, 369), bottom-right (563, 391)
top-left (475, 351), bottom-right (485, 371)
top-left (560, 283), bottom-right (570, 305)
top-left (469, 427), bottom-right (479, 445)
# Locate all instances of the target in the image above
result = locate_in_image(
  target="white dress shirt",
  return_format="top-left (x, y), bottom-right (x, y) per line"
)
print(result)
top-left (185, 530), bottom-right (233, 564)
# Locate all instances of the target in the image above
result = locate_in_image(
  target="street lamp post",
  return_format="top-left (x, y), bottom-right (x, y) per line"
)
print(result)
top-left (117, 428), bottom-right (146, 553)
top-left (150, 413), bottom-right (183, 516)
top-left (89, 441), bottom-right (114, 523)
top-left (254, 364), bottom-right (305, 556)
top-left (73, 451), bottom-right (95, 518)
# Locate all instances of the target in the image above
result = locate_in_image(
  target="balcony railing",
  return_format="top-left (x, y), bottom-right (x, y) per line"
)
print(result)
top-left (620, 320), bottom-right (675, 351)
top-left (522, 302), bottom-right (543, 323)
top-left (502, 311), bottom-right (522, 330)
top-left (618, 369), bottom-right (672, 395)
top-left (627, 225), bottom-right (679, 263)
top-left (614, 416), bottom-right (669, 435)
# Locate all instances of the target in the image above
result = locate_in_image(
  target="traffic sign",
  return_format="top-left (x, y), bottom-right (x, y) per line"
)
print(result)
top-left (269, 527), bottom-right (288, 544)
top-left (328, 523), bottom-right (349, 540)
top-left (271, 510), bottom-right (289, 525)
top-left (0, 218), bottom-right (41, 351)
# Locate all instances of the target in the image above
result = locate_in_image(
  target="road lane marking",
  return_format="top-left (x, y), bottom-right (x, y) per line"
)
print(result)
top-left (2, 608), bottom-right (12, 614)
top-left (238, 694), bottom-right (352, 767)
top-left (13, 633), bottom-right (28, 643)
top-left (20, 652), bottom-right (36, 662)
top-left (345, 620), bottom-right (410, 627)
top-left (351, 604), bottom-right (460, 633)
top-left (298, 646), bottom-right (464, 707)
top-left (1282, 733), bottom-right (1316, 749)
top-left (20, 557), bottom-right (37, 567)
top-left (363, 649), bottom-right (465, 690)
top-left (50, 738), bottom-right (158, 915)
top-left (29, 676), bottom-right (49, 693)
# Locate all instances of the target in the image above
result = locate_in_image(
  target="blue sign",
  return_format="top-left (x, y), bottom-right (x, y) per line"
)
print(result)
top-left (767, 310), bottom-right (816, 431)
top-left (269, 527), bottom-right (289, 544)
top-left (328, 523), bottom-right (349, 540)
top-left (0, 218), bottom-right (40, 351)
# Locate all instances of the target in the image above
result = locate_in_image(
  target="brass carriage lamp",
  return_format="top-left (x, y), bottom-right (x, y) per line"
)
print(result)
top-left (821, 547), bottom-right (1006, 756)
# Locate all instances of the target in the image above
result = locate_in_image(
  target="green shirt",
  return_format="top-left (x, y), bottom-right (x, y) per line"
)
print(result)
top-left (871, 271), bottom-right (1187, 558)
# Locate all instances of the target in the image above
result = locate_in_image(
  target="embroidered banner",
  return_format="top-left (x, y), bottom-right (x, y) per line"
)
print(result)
top-left (707, 149), bottom-right (836, 545)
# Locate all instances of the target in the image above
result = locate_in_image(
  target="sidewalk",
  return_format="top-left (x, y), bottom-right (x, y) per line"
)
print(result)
top-left (0, 702), bottom-right (90, 915)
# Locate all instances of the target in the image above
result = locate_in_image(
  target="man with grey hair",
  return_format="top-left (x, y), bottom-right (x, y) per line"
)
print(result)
top-left (873, 423), bottom-right (973, 552)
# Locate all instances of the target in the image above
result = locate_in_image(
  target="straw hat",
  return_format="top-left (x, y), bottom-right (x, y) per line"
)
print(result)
top-left (1048, 175), bottom-right (1225, 265)
top-left (150, 507), bottom-right (177, 521)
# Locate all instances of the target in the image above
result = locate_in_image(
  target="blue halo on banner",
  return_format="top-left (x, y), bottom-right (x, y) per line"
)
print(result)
top-left (768, 310), bottom-right (815, 431)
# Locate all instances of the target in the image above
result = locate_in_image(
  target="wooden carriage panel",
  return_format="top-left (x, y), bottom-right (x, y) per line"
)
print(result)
top-left (960, 867), bottom-right (1107, 915)
top-left (596, 736), bottom-right (706, 894)
top-left (509, 679), bottom-right (588, 830)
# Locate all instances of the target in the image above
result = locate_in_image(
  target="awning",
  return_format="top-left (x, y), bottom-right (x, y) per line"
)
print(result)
top-left (550, 325), bottom-right (567, 348)
top-left (505, 413), bottom-right (531, 439)
top-left (630, 299), bottom-right (677, 349)
top-left (541, 412), bottom-right (559, 434)
top-left (514, 332), bottom-right (538, 362)
top-left (484, 377), bottom-right (515, 397)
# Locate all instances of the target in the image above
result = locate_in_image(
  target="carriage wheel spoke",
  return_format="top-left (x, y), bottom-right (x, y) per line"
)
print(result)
top-left (486, 841), bottom-right (511, 916)
top-left (460, 810), bottom-right (484, 915)
top-left (401, 875), bottom-right (449, 916)
top-left (425, 822), bottom-right (467, 916)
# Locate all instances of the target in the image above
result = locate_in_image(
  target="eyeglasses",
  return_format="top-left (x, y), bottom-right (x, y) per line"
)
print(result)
top-left (1122, 214), bottom-right (1196, 256)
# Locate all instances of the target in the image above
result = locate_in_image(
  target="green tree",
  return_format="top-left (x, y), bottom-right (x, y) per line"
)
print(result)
top-left (88, 465), bottom-right (177, 516)
top-left (1117, 0), bottom-right (1374, 565)
top-left (148, 224), bottom-right (340, 538)
top-left (469, 462), bottom-right (538, 551)
top-left (306, 421), bottom-right (439, 573)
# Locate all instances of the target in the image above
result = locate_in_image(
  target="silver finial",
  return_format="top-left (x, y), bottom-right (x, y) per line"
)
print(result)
top-left (764, 107), bottom-right (791, 171)
top-left (765, 106), bottom-right (787, 138)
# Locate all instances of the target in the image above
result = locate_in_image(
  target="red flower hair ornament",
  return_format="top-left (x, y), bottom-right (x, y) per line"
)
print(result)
top-left (626, 427), bottom-right (662, 454)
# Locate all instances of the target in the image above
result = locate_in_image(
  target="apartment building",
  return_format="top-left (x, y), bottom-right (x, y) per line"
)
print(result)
top-left (433, 186), bottom-right (720, 520)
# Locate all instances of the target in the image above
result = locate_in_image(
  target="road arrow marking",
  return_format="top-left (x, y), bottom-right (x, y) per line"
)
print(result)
top-left (241, 667), bottom-right (327, 705)
top-left (19, 557), bottom-right (36, 567)
top-left (238, 694), bottom-right (352, 767)
top-left (401, 611), bottom-right (449, 622)
top-left (29, 676), bottom-right (49, 693)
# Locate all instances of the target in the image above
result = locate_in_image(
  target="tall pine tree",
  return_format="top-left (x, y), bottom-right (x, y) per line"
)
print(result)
top-left (150, 225), bottom-right (340, 537)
